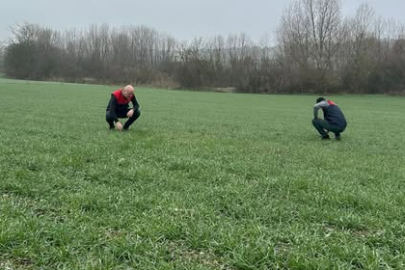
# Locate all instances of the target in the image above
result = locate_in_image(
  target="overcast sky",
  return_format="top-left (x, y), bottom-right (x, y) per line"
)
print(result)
top-left (1, 0), bottom-right (405, 44)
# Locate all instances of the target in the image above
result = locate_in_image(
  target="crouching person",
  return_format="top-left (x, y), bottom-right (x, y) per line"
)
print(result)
top-left (106, 85), bottom-right (141, 131)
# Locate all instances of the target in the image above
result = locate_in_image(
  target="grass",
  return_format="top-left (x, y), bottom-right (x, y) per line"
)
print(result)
top-left (1, 78), bottom-right (405, 269)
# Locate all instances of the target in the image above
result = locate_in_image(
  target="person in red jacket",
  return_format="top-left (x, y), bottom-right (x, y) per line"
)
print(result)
top-left (106, 85), bottom-right (141, 131)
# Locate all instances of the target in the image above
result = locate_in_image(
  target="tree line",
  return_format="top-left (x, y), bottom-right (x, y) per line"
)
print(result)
top-left (1, 0), bottom-right (405, 94)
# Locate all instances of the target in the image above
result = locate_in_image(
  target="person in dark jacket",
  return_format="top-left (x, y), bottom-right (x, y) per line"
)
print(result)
top-left (312, 97), bottom-right (347, 140)
top-left (106, 85), bottom-right (141, 131)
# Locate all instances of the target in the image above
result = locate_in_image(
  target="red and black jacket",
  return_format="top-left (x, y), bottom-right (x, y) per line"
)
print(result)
top-left (106, 89), bottom-right (140, 122)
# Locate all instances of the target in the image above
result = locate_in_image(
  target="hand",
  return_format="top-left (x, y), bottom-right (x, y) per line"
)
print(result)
top-left (115, 122), bottom-right (123, 131)
top-left (127, 109), bottom-right (134, 118)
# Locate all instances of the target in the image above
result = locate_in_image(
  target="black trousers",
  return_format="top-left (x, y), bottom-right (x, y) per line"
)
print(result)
top-left (312, 119), bottom-right (345, 137)
top-left (106, 108), bottom-right (141, 130)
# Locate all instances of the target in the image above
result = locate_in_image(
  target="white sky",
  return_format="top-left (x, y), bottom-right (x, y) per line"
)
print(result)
top-left (1, 0), bottom-right (404, 44)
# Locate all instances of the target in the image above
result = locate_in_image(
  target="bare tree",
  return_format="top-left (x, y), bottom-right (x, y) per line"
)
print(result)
top-left (0, 41), bottom-right (5, 71)
top-left (277, 0), bottom-right (342, 92)
top-left (340, 3), bottom-right (376, 92)
top-left (3, 8), bottom-right (405, 94)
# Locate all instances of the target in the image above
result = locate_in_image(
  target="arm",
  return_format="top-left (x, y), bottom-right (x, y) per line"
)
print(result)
top-left (313, 100), bottom-right (329, 119)
top-left (126, 96), bottom-right (140, 118)
top-left (131, 96), bottom-right (140, 110)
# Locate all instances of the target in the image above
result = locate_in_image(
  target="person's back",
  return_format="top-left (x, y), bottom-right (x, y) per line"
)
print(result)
top-left (322, 100), bottom-right (347, 129)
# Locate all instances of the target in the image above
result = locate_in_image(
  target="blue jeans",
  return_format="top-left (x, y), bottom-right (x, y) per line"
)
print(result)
top-left (312, 119), bottom-right (345, 137)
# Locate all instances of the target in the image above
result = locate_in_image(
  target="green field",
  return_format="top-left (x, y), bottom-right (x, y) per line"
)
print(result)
top-left (1, 78), bottom-right (405, 269)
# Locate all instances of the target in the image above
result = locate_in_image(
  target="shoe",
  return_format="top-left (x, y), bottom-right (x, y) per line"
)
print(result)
top-left (335, 135), bottom-right (341, 140)
top-left (321, 135), bottom-right (330, 140)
